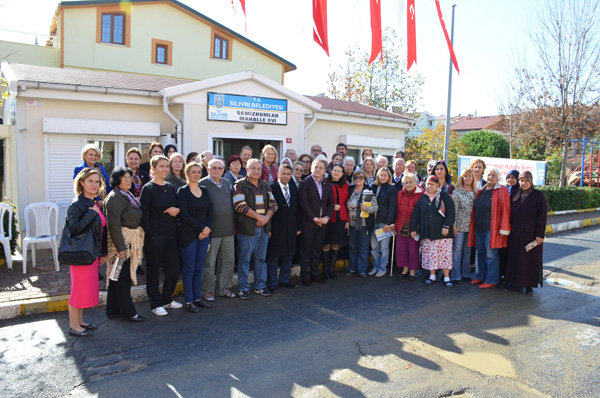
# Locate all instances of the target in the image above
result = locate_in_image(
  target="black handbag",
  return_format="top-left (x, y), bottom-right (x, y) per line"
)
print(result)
top-left (58, 224), bottom-right (96, 266)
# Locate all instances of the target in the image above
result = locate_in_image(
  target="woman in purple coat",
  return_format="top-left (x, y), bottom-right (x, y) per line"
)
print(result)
top-left (505, 171), bottom-right (547, 295)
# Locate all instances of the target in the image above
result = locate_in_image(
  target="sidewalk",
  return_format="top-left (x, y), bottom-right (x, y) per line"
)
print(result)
top-left (2, 210), bottom-right (600, 320)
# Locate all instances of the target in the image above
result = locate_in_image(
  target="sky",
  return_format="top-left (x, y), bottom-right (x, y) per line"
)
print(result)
top-left (0, 0), bottom-right (538, 117)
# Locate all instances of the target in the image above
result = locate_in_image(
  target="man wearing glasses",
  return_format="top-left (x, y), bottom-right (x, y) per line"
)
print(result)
top-left (199, 159), bottom-right (237, 301)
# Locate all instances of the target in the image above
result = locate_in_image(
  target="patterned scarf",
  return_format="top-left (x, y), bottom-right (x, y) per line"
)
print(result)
top-left (115, 186), bottom-right (141, 208)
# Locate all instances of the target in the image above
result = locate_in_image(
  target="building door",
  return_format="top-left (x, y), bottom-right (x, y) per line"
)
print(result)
top-left (213, 138), bottom-right (282, 162)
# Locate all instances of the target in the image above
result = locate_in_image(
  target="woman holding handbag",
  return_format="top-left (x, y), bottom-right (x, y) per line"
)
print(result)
top-left (65, 168), bottom-right (107, 337)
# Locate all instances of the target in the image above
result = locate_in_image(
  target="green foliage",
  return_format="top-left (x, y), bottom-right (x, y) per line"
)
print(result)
top-left (513, 139), bottom-right (547, 161)
top-left (537, 186), bottom-right (600, 211)
top-left (460, 130), bottom-right (510, 158)
top-left (405, 124), bottom-right (460, 181)
top-left (544, 149), bottom-right (563, 186)
top-left (0, 200), bottom-right (19, 259)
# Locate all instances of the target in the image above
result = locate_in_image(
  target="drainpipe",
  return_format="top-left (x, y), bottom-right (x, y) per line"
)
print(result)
top-left (304, 112), bottom-right (317, 153)
top-left (162, 95), bottom-right (182, 148)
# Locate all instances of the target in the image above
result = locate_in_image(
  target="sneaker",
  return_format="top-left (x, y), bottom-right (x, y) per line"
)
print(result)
top-left (239, 291), bottom-right (250, 300)
top-left (185, 303), bottom-right (199, 313)
top-left (368, 269), bottom-right (378, 276)
top-left (203, 292), bottom-right (215, 302)
top-left (254, 287), bottom-right (271, 297)
top-left (151, 307), bottom-right (168, 316)
top-left (375, 270), bottom-right (387, 277)
top-left (164, 300), bottom-right (183, 309)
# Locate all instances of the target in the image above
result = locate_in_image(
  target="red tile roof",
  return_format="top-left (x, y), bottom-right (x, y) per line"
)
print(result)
top-left (450, 115), bottom-right (502, 131)
top-left (305, 95), bottom-right (412, 121)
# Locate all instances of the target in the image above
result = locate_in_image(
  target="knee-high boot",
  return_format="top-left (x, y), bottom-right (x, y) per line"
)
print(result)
top-left (321, 250), bottom-right (331, 278)
top-left (328, 249), bottom-right (339, 279)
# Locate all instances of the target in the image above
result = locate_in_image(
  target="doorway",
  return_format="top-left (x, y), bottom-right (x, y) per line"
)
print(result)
top-left (213, 138), bottom-right (283, 162)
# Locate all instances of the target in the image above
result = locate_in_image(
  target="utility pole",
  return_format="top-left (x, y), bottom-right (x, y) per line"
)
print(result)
top-left (443, 4), bottom-right (456, 163)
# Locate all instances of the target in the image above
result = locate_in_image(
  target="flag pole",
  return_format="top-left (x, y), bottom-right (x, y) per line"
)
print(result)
top-left (443, 4), bottom-right (457, 163)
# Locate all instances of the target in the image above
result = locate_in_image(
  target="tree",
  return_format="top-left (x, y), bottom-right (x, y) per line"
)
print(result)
top-left (327, 28), bottom-right (424, 114)
top-left (460, 130), bottom-right (510, 159)
top-left (510, 0), bottom-right (600, 186)
top-left (405, 124), bottom-right (461, 179)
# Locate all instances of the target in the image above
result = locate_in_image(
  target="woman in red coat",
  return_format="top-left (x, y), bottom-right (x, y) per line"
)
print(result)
top-left (394, 173), bottom-right (423, 280)
top-left (322, 164), bottom-right (349, 279)
top-left (468, 167), bottom-right (511, 288)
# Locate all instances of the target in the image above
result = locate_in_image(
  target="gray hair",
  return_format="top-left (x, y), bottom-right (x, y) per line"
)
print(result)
top-left (208, 158), bottom-right (224, 168)
top-left (485, 166), bottom-right (501, 179)
top-left (402, 172), bottom-right (418, 184)
top-left (343, 156), bottom-right (355, 166)
top-left (81, 143), bottom-right (102, 161)
top-left (375, 155), bottom-right (388, 166)
top-left (201, 150), bottom-right (213, 159)
top-left (393, 157), bottom-right (406, 166)
top-left (246, 158), bottom-right (262, 169)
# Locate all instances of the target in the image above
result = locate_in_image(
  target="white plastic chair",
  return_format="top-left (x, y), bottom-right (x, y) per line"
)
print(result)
top-left (22, 202), bottom-right (60, 274)
top-left (0, 203), bottom-right (14, 272)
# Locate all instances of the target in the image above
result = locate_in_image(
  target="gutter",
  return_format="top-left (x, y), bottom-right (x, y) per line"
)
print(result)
top-left (162, 95), bottom-right (182, 148)
top-left (303, 112), bottom-right (318, 153)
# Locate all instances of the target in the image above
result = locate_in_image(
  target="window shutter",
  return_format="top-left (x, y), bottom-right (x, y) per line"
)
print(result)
top-left (47, 135), bottom-right (85, 202)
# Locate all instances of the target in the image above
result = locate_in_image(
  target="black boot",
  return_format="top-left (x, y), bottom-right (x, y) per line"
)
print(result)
top-left (321, 251), bottom-right (331, 279)
top-left (328, 249), bottom-right (339, 279)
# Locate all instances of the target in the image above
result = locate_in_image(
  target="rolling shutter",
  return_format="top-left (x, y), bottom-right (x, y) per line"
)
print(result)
top-left (46, 134), bottom-right (86, 202)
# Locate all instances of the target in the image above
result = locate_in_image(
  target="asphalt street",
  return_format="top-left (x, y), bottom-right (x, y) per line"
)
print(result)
top-left (1, 226), bottom-right (599, 398)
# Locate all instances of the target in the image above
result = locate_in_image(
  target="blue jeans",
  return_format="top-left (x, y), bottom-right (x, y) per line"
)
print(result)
top-left (451, 232), bottom-right (471, 280)
top-left (348, 227), bottom-right (370, 275)
top-left (266, 254), bottom-right (292, 288)
top-left (475, 230), bottom-right (499, 284)
top-left (180, 237), bottom-right (210, 304)
top-left (370, 223), bottom-right (390, 273)
top-left (237, 227), bottom-right (269, 292)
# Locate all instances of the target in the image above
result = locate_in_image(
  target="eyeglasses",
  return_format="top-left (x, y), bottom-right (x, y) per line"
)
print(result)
top-left (122, 176), bottom-right (133, 181)
top-left (353, 175), bottom-right (364, 180)
top-left (210, 167), bottom-right (224, 170)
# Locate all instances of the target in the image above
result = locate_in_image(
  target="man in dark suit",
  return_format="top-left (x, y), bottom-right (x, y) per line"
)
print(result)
top-left (266, 164), bottom-right (300, 292)
top-left (297, 159), bottom-right (334, 286)
top-left (392, 157), bottom-right (405, 191)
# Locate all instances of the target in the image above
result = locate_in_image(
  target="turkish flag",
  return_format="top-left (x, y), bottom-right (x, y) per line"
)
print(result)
top-left (407, 0), bottom-right (416, 70)
top-left (313, 0), bottom-right (329, 56)
top-left (435, 0), bottom-right (459, 73)
top-left (369, 0), bottom-right (382, 64)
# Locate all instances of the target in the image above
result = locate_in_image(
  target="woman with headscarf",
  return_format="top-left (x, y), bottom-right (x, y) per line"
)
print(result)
top-left (468, 167), bottom-right (511, 289)
top-left (499, 169), bottom-right (520, 282)
top-left (410, 175), bottom-right (456, 287)
top-left (505, 171), bottom-right (547, 295)
top-left (164, 144), bottom-right (177, 159)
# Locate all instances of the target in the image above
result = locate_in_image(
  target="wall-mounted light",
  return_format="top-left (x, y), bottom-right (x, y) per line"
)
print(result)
top-left (244, 123), bottom-right (255, 130)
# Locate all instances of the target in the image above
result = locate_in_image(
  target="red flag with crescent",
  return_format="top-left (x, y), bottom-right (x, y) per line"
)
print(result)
top-left (369, 0), bottom-right (382, 64)
top-left (313, 0), bottom-right (329, 56)
top-left (407, 0), bottom-right (416, 70)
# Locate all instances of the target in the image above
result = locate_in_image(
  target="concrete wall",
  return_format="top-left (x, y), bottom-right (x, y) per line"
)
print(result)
top-left (0, 41), bottom-right (58, 67)
top-left (61, 4), bottom-right (285, 83)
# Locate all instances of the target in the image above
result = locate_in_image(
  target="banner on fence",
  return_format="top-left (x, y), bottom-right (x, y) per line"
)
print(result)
top-left (458, 156), bottom-right (547, 186)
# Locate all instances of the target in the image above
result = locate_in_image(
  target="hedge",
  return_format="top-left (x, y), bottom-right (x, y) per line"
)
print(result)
top-left (537, 186), bottom-right (600, 212)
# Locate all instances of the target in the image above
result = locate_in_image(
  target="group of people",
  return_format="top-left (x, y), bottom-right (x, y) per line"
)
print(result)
top-left (64, 142), bottom-right (547, 337)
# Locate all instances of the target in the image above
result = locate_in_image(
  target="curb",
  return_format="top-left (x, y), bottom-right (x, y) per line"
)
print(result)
top-left (547, 207), bottom-right (600, 216)
top-left (0, 263), bottom-right (325, 321)
top-left (545, 216), bottom-right (600, 235)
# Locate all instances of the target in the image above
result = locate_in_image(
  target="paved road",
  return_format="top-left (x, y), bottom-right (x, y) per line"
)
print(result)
top-left (1, 227), bottom-right (599, 398)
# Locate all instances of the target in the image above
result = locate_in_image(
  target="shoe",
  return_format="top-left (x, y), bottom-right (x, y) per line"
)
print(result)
top-left (311, 276), bottom-right (327, 284)
top-left (220, 291), bottom-right (237, 298)
top-left (151, 307), bottom-right (168, 316)
top-left (451, 280), bottom-right (462, 285)
top-left (425, 278), bottom-right (436, 285)
top-left (81, 323), bottom-right (98, 331)
top-left (470, 279), bottom-right (483, 285)
top-left (375, 270), bottom-right (387, 277)
top-left (164, 300), bottom-right (183, 309)
top-left (194, 299), bottom-right (212, 309)
top-left (268, 286), bottom-right (279, 294)
top-left (302, 280), bottom-right (312, 287)
top-left (398, 272), bottom-right (410, 279)
top-left (239, 291), bottom-right (251, 300)
top-left (280, 281), bottom-right (298, 289)
top-left (462, 277), bottom-right (472, 282)
top-left (129, 314), bottom-right (146, 322)
top-left (203, 292), bottom-right (215, 302)
top-left (136, 267), bottom-right (145, 276)
top-left (444, 280), bottom-right (453, 288)
top-left (328, 249), bottom-right (339, 279)
top-left (409, 275), bottom-right (416, 281)
top-left (359, 274), bottom-right (367, 279)
top-left (368, 269), bottom-right (378, 276)
top-left (345, 272), bottom-right (355, 277)
top-left (479, 283), bottom-right (496, 289)
top-left (254, 287), bottom-right (271, 297)
top-left (525, 287), bottom-right (534, 295)
top-left (185, 303), bottom-right (200, 313)
top-left (68, 328), bottom-right (93, 337)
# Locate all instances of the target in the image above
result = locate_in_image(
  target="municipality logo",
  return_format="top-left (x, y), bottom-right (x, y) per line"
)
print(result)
top-left (215, 94), bottom-right (224, 109)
